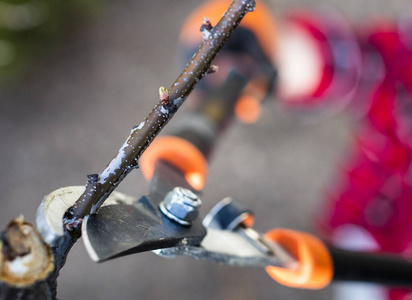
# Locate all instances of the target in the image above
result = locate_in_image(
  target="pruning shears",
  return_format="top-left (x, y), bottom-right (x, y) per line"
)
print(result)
top-left (36, 0), bottom-right (412, 292)
top-left (37, 137), bottom-right (412, 290)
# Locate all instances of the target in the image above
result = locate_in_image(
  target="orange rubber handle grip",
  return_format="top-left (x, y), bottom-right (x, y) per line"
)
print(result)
top-left (140, 136), bottom-right (208, 191)
top-left (265, 229), bottom-right (333, 289)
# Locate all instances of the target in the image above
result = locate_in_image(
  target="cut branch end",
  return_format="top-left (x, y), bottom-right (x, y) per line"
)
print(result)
top-left (0, 217), bottom-right (53, 287)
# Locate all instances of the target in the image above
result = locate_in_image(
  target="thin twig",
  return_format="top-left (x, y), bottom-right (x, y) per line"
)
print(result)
top-left (64, 0), bottom-right (256, 226)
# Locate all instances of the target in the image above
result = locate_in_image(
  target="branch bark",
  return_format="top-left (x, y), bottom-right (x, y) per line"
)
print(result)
top-left (64, 0), bottom-right (256, 225)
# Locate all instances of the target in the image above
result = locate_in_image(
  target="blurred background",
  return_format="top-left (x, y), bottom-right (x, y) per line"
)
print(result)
top-left (0, 0), bottom-right (410, 299)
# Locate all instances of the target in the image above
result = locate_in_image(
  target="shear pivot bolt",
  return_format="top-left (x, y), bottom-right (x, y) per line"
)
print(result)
top-left (160, 187), bottom-right (202, 226)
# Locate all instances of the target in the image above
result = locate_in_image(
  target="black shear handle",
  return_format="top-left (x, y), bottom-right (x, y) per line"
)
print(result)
top-left (170, 70), bottom-right (247, 159)
top-left (330, 247), bottom-right (412, 287)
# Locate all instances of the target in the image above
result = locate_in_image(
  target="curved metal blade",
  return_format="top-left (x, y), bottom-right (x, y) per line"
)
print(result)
top-left (82, 198), bottom-right (206, 262)
top-left (82, 161), bottom-right (207, 262)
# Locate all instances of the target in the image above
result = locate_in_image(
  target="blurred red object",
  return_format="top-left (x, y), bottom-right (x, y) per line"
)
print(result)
top-left (301, 12), bottom-right (412, 299)
top-left (276, 8), bottom-right (361, 118)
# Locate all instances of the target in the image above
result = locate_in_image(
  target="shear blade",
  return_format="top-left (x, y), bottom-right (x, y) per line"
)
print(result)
top-left (82, 197), bottom-right (206, 262)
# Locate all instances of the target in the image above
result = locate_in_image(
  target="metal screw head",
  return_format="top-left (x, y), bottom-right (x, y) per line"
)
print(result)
top-left (160, 187), bottom-right (202, 226)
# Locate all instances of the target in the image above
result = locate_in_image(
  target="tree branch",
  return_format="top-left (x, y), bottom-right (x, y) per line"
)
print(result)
top-left (64, 0), bottom-right (256, 225)
top-left (1, 1), bottom-right (256, 298)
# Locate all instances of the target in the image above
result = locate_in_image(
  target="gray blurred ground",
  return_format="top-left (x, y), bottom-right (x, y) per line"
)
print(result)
top-left (0, 0), bottom-right (408, 299)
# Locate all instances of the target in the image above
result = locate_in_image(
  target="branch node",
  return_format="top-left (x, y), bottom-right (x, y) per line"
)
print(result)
top-left (159, 86), bottom-right (170, 106)
top-left (64, 218), bottom-right (83, 232)
top-left (63, 207), bottom-right (83, 235)
top-left (207, 65), bottom-right (219, 74)
top-left (245, 0), bottom-right (256, 12)
top-left (202, 17), bottom-right (213, 30)
top-left (87, 174), bottom-right (99, 184)
top-left (200, 17), bottom-right (213, 39)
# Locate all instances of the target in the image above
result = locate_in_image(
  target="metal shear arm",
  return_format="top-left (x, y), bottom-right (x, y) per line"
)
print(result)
top-left (154, 227), bottom-right (295, 269)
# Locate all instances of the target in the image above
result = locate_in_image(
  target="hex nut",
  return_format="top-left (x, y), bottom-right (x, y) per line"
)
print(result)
top-left (160, 187), bottom-right (202, 225)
